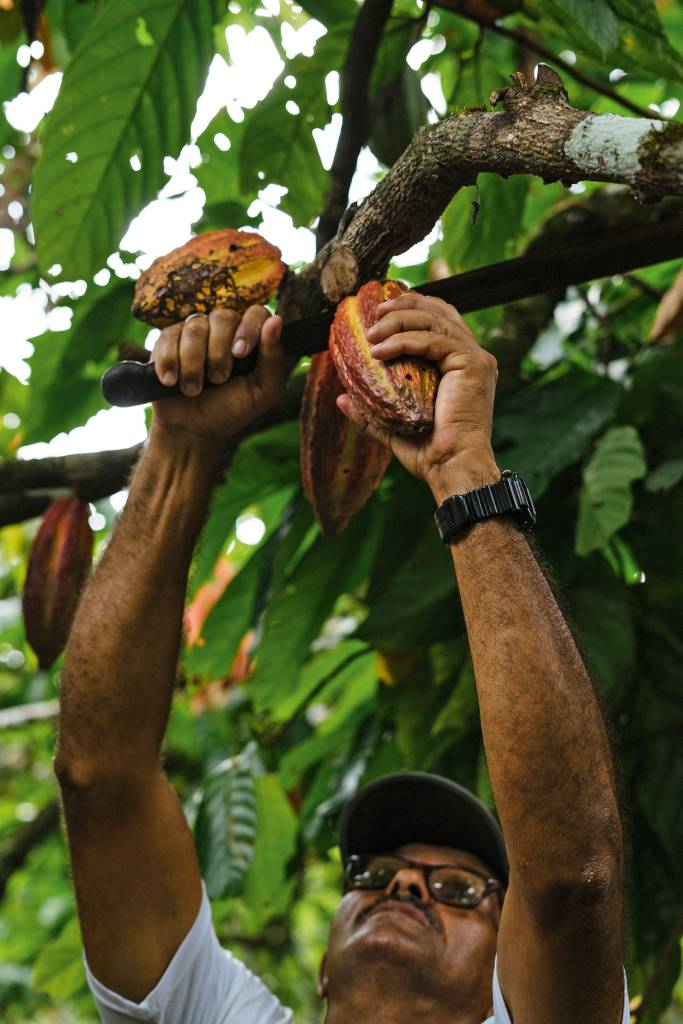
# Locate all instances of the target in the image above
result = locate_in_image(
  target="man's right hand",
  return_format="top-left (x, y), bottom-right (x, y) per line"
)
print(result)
top-left (150, 305), bottom-right (285, 446)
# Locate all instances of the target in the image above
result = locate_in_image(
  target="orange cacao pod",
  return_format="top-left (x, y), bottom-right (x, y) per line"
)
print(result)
top-left (132, 228), bottom-right (287, 327)
top-left (300, 352), bottom-right (392, 538)
top-left (23, 498), bottom-right (93, 669)
top-left (329, 279), bottom-right (439, 435)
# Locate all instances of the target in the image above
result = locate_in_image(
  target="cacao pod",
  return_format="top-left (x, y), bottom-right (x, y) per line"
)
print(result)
top-left (23, 498), bottom-right (93, 670)
top-left (300, 351), bottom-right (392, 538)
top-left (329, 279), bottom-right (439, 435)
top-left (132, 228), bottom-right (287, 327)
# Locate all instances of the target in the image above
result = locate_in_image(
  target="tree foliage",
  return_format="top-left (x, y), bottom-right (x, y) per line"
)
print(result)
top-left (1, 0), bottom-right (682, 1021)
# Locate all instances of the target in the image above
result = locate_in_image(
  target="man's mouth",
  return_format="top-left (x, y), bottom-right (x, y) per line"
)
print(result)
top-left (357, 896), bottom-right (442, 933)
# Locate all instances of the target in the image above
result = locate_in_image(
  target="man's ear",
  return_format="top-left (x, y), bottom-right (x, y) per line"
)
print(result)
top-left (317, 951), bottom-right (329, 999)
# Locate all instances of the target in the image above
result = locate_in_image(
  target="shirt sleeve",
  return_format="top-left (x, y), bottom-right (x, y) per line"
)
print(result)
top-left (485, 957), bottom-right (631, 1024)
top-left (84, 882), bottom-right (292, 1024)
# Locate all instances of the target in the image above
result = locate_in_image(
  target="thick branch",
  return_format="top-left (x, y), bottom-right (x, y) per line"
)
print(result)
top-left (441, 2), bottom-right (659, 122)
top-left (0, 798), bottom-right (60, 901)
top-left (315, 0), bottom-right (395, 250)
top-left (5, 192), bottom-right (681, 526)
top-left (318, 69), bottom-right (683, 295)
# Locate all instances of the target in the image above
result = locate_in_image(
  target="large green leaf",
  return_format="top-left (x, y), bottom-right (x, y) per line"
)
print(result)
top-left (239, 30), bottom-right (347, 226)
top-left (194, 745), bottom-right (260, 900)
top-left (493, 369), bottom-right (622, 498)
top-left (575, 426), bottom-right (647, 556)
top-left (249, 498), bottom-right (382, 714)
top-left (240, 774), bottom-right (298, 931)
top-left (32, 0), bottom-right (221, 279)
top-left (24, 278), bottom-right (139, 443)
top-left (441, 174), bottom-right (529, 273)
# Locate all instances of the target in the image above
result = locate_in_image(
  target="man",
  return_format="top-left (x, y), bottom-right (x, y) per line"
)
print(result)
top-left (55, 293), bottom-right (628, 1023)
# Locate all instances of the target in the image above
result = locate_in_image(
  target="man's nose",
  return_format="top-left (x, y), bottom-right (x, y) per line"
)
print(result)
top-left (386, 868), bottom-right (430, 904)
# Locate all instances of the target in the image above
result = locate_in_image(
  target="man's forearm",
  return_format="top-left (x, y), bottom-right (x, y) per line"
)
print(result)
top-left (431, 457), bottom-right (622, 896)
top-left (56, 427), bottom-right (225, 779)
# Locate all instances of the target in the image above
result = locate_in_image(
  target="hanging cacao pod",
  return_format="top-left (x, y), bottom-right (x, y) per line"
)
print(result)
top-left (329, 279), bottom-right (439, 435)
top-left (132, 228), bottom-right (287, 327)
top-left (23, 498), bottom-right (93, 669)
top-left (300, 351), bottom-right (392, 538)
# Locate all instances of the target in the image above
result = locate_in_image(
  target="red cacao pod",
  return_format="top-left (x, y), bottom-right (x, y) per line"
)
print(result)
top-left (329, 279), bottom-right (439, 435)
top-left (300, 351), bottom-right (392, 538)
top-left (132, 228), bottom-right (287, 327)
top-left (23, 498), bottom-right (93, 669)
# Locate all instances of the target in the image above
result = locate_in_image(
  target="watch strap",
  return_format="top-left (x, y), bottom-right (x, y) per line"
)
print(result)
top-left (434, 470), bottom-right (536, 543)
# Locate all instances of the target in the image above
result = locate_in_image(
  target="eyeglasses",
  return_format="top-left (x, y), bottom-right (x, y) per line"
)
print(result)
top-left (344, 853), bottom-right (504, 909)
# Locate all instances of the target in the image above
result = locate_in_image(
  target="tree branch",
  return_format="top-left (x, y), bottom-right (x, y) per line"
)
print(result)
top-left (0, 798), bottom-right (60, 901)
top-left (0, 699), bottom-right (59, 730)
top-left (439, 2), bottom-right (660, 122)
top-left (5, 191), bottom-right (681, 527)
top-left (315, 0), bottom-right (396, 251)
top-left (316, 68), bottom-right (683, 298)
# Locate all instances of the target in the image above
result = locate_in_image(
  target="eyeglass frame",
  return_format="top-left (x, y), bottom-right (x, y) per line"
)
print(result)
top-left (344, 852), bottom-right (505, 909)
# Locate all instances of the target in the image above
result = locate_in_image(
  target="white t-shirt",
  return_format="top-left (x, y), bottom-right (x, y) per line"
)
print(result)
top-left (85, 882), bottom-right (630, 1024)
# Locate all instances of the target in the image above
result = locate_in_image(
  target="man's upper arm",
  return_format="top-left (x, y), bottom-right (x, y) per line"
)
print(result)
top-left (58, 767), bottom-right (202, 1003)
top-left (496, 875), bottom-right (625, 1024)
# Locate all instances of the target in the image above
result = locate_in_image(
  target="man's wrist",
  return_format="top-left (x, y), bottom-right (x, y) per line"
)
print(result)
top-left (148, 423), bottom-right (229, 477)
top-left (426, 451), bottom-right (501, 506)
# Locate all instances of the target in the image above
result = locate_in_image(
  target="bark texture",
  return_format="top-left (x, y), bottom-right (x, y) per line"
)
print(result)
top-left (314, 68), bottom-right (683, 301)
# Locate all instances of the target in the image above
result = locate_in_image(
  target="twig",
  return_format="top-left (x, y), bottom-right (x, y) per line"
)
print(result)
top-left (0, 798), bottom-right (60, 901)
top-left (315, 0), bottom-right (396, 250)
top-left (439, 2), bottom-right (660, 121)
top-left (0, 699), bottom-right (59, 730)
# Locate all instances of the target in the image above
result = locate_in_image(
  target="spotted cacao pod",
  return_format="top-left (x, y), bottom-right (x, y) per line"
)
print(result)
top-left (132, 229), bottom-right (287, 327)
top-left (23, 498), bottom-right (93, 669)
top-left (329, 279), bottom-right (439, 435)
top-left (300, 352), bottom-right (392, 538)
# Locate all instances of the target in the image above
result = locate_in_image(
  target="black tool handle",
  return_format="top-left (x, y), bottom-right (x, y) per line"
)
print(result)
top-left (101, 351), bottom-right (260, 407)
top-left (101, 313), bottom-right (333, 408)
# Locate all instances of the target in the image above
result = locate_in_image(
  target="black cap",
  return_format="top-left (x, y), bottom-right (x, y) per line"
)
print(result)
top-left (338, 771), bottom-right (508, 885)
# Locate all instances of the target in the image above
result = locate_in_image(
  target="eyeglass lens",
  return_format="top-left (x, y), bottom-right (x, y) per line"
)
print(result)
top-left (350, 855), bottom-right (487, 907)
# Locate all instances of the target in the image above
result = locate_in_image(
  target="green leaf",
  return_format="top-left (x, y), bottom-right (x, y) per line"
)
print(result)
top-left (24, 278), bottom-right (139, 443)
top-left (270, 638), bottom-right (370, 724)
top-left (32, 917), bottom-right (86, 1001)
top-left (441, 174), bottom-right (529, 272)
top-left (32, 0), bottom-right (221, 279)
top-left (239, 30), bottom-right (347, 226)
top-left (240, 774), bottom-right (298, 931)
top-left (569, 580), bottom-right (636, 703)
top-left (250, 500), bottom-right (381, 714)
top-left (555, 0), bottom-right (620, 57)
top-left (493, 369), bottom-right (622, 498)
top-left (369, 67), bottom-right (430, 168)
top-left (575, 426), bottom-right (647, 556)
top-left (360, 525), bottom-right (458, 650)
top-left (185, 541), bottom-right (269, 682)
top-left (432, 658), bottom-right (479, 738)
top-left (191, 421), bottom-right (301, 593)
top-left (296, 0), bottom-right (356, 26)
top-left (278, 653), bottom-right (377, 788)
top-left (194, 745), bottom-right (259, 900)
top-left (645, 458), bottom-right (683, 493)
top-left (607, 0), bottom-right (683, 80)
top-left (194, 111), bottom-right (258, 230)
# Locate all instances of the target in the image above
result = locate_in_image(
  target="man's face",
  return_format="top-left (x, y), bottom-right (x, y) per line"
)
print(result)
top-left (320, 843), bottom-right (501, 1016)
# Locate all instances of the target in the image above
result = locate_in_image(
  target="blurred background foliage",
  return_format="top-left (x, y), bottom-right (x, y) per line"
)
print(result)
top-left (1, 0), bottom-right (683, 1020)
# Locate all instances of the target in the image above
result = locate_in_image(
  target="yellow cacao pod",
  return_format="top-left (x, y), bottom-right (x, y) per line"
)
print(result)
top-left (132, 228), bottom-right (287, 327)
top-left (329, 279), bottom-right (439, 435)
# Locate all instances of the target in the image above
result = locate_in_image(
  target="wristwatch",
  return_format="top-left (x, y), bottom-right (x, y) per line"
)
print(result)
top-left (434, 470), bottom-right (536, 544)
